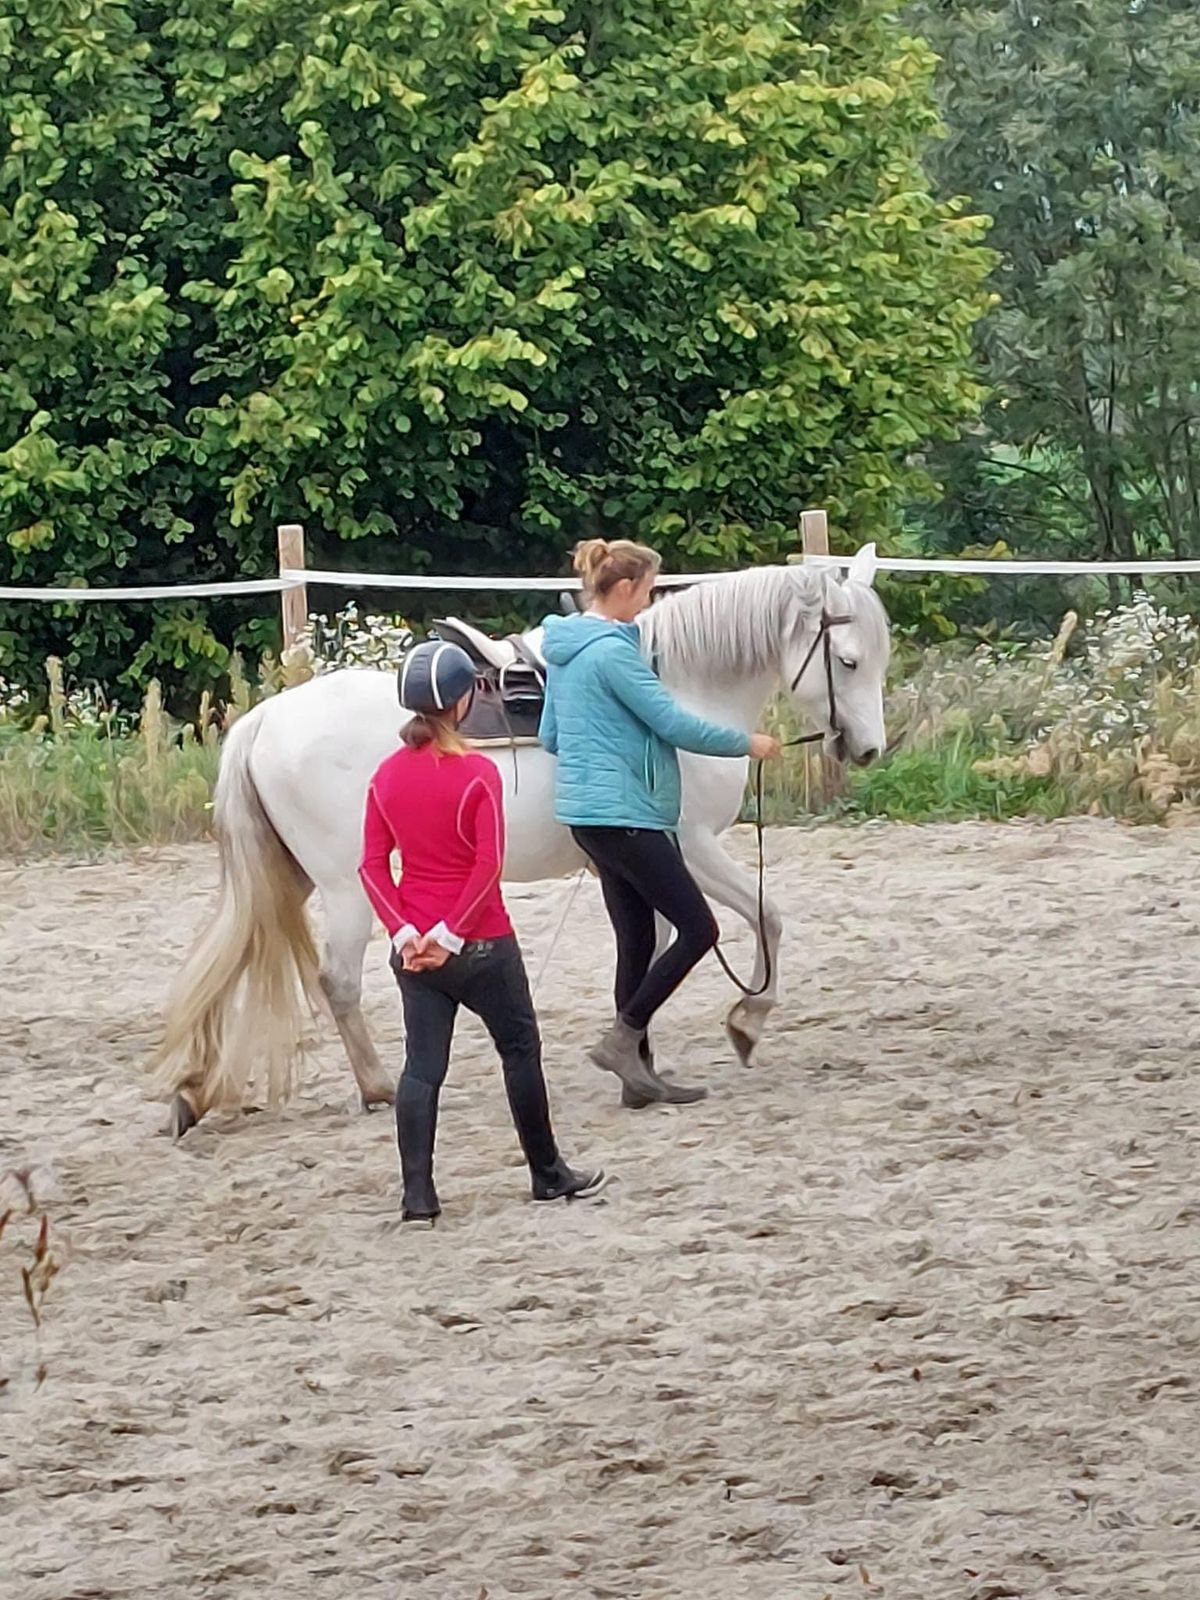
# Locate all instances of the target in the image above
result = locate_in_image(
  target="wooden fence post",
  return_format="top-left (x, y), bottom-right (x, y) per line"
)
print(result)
top-left (800, 507), bottom-right (828, 562)
top-left (800, 508), bottom-right (844, 805)
top-left (277, 523), bottom-right (307, 655)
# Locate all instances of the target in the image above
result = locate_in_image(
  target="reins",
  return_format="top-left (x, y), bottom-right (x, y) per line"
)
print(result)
top-left (711, 610), bottom-right (851, 999)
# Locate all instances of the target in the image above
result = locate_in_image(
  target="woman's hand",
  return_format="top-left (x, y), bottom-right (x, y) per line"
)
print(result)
top-left (749, 732), bottom-right (782, 760)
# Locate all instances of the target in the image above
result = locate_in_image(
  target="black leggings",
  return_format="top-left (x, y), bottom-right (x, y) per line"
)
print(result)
top-left (571, 827), bottom-right (718, 1033)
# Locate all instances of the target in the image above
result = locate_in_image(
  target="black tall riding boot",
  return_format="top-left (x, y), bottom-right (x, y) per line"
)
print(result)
top-left (395, 1076), bottom-right (441, 1222)
top-left (503, 1064), bottom-right (605, 1203)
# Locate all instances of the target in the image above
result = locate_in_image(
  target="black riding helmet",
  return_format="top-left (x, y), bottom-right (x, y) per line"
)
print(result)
top-left (397, 640), bottom-right (476, 715)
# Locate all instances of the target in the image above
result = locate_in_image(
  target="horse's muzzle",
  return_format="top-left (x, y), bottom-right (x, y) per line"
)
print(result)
top-left (830, 732), bottom-right (879, 767)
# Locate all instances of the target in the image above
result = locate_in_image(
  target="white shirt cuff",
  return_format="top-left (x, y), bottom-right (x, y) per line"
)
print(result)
top-left (391, 923), bottom-right (419, 954)
top-left (427, 920), bottom-right (465, 955)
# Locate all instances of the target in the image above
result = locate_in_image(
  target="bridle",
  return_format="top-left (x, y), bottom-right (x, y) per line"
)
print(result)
top-left (787, 608), bottom-right (853, 747)
top-left (712, 609), bottom-right (854, 1000)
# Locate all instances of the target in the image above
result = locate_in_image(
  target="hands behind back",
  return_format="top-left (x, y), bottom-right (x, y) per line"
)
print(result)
top-left (401, 932), bottom-right (453, 973)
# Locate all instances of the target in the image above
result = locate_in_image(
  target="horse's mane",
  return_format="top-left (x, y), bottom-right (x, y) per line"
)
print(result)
top-left (640, 565), bottom-right (887, 681)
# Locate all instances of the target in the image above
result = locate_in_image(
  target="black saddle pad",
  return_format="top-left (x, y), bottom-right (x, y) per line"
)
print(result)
top-left (460, 680), bottom-right (544, 744)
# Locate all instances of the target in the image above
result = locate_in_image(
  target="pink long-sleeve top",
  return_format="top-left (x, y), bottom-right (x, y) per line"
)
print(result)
top-left (359, 745), bottom-right (513, 953)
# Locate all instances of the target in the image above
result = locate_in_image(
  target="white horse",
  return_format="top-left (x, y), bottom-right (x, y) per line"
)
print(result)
top-left (155, 554), bottom-right (890, 1133)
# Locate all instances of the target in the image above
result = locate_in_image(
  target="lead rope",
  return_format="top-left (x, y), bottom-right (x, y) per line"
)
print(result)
top-left (710, 611), bottom-right (846, 998)
top-left (709, 739), bottom-right (822, 1000)
top-left (536, 738), bottom-right (816, 1006)
top-left (533, 612), bottom-right (848, 1003)
top-left (709, 758), bottom-right (772, 998)
top-left (529, 867), bottom-right (588, 1003)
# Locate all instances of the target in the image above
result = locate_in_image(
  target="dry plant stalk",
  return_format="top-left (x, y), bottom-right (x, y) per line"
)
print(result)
top-left (1, 1168), bottom-right (64, 1390)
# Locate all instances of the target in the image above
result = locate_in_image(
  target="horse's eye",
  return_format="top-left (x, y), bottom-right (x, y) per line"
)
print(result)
top-left (839, 657), bottom-right (858, 672)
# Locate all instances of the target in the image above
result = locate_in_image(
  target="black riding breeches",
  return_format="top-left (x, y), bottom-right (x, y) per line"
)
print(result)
top-left (570, 826), bottom-right (718, 1033)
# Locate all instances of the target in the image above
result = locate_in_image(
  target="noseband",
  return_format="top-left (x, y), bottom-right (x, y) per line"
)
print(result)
top-left (787, 611), bottom-right (853, 744)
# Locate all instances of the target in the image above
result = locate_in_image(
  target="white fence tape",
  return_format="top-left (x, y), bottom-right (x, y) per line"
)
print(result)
top-left (289, 567), bottom-right (696, 592)
top-left (808, 555), bottom-right (1200, 576)
top-left (0, 567), bottom-right (736, 601)
top-left (288, 558), bottom-right (1200, 589)
top-left (5, 555), bottom-right (1200, 604)
top-left (0, 577), bottom-right (299, 602)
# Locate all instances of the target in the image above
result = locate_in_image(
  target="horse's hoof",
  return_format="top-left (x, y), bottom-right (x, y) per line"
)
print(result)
top-left (725, 1014), bottom-right (758, 1067)
top-left (360, 1089), bottom-right (395, 1113)
top-left (168, 1094), bottom-right (199, 1141)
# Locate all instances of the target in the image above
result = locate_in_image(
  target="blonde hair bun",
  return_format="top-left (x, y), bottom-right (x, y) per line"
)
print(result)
top-left (572, 538), bottom-right (611, 588)
top-left (571, 537), bottom-right (661, 598)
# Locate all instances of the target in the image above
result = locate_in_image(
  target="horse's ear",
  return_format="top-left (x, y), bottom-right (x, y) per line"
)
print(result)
top-left (846, 542), bottom-right (878, 588)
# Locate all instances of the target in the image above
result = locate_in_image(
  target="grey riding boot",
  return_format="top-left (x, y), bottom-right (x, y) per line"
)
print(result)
top-left (589, 1017), bottom-right (666, 1102)
top-left (621, 1032), bottom-right (708, 1110)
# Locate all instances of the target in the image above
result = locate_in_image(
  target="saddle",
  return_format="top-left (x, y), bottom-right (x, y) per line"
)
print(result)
top-left (431, 591), bottom-right (580, 747)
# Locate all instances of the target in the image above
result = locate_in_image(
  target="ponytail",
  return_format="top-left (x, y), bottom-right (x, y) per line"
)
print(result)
top-left (573, 537), bottom-right (661, 600)
top-left (402, 709), bottom-right (467, 756)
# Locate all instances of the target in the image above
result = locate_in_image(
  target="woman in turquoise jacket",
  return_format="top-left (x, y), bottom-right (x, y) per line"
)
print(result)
top-left (540, 538), bottom-right (780, 1106)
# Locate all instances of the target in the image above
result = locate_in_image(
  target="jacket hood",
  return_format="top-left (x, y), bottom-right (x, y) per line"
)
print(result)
top-left (540, 611), bottom-right (639, 666)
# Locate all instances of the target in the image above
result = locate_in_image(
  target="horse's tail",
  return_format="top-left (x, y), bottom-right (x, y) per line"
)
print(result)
top-left (151, 703), bottom-right (323, 1126)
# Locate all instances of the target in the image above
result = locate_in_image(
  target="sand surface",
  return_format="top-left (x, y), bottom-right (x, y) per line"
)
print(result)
top-left (1, 819), bottom-right (1198, 1599)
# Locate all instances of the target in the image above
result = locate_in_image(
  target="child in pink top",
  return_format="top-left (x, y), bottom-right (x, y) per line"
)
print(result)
top-left (361, 743), bottom-right (512, 957)
top-left (360, 641), bottom-right (603, 1223)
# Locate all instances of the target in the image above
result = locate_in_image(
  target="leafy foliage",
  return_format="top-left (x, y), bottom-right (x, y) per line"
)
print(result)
top-left (0, 0), bottom-right (992, 697)
top-left (914, 0), bottom-right (1200, 568)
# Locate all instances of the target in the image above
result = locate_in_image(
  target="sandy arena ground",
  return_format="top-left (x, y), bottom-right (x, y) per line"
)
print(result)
top-left (1, 819), bottom-right (1199, 1599)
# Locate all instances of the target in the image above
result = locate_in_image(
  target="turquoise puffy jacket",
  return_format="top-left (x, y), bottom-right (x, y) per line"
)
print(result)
top-left (538, 613), bottom-right (750, 830)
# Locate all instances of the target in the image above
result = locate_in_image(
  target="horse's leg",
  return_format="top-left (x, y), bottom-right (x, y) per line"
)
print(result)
top-left (318, 885), bottom-right (395, 1110)
top-left (680, 825), bottom-right (783, 1066)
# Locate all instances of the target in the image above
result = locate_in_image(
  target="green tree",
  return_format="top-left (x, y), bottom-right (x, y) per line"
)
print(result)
top-left (0, 0), bottom-right (195, 687)
top-left (1, 0), bottom-right (993, 697)
top-left (915, 0), bottom-right (1200, 564)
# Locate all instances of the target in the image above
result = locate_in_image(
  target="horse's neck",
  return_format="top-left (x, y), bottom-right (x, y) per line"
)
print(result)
top-left (655, 656), bottom-right (775, 735)
top-left (636, 566), bottom-right (824, 733)
top-left (640, 577), bottom-right (794, 734)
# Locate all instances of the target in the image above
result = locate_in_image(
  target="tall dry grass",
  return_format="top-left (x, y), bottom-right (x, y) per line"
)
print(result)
top-left (0, 655), bottom-right (279, 856)
top-left (5, 598), bottom-right (1199, 854)
top-left (0, 607), bottom-right (408, 857)
top-left (759, 595), bottom-right (1200, 825)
